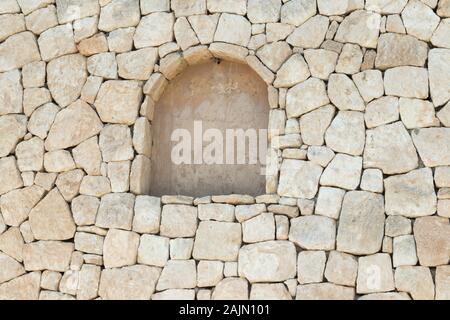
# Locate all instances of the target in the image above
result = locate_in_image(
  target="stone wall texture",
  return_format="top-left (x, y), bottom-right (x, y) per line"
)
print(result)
top-left (0, 0), bottom-right (450, 300)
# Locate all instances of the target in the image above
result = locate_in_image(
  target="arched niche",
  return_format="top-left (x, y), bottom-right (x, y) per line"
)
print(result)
top-left (150, 59), bottom-right (269, 197)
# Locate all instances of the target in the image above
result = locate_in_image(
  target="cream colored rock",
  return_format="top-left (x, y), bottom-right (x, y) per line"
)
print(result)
top-left (96, 193), bottom-right (135, 230)
top-left (360, 169), bottom-right (383, 193)
top-left (320, 154), bottom-right (362, 190)
top-left (0, 0), bottom-right (21, 14)
top-left (365, 0), bottom-right (407, 13)
top-left (402, 0), bottom-right (440, 41)
top-left (77, 264), bottom-right (101, 300)
top-left (287, 15), bottom-right (329, 49)
top-left (315, 187), bottom-right (346, 219)
top-left (297, 251), bottom-right (326, 284)
top-left (72, 136), bottom-right (102, 176)
top-left (140, 0), bottom-right (169, 14)
top-left (256, 41), bottom-right (292, 72)
top-left (429, 49), bottom-right (450, 107)
top-left (22, 87), bottom-right (51, 116)
top-left (266, 23), bottom-right (294, 42)
top-left (0, 13), bottom-right (25, 42)
top-left (328, 74), bottom-right (365, 111)
top-left (193, 221), bottom-right (241, 261)
top-left (335, 10), bottom-right (381, 48)
top-left (318, 0), bottom-right (364, 16)
top-left (436, 266), bottom-right (450, 300)
top-left (132, 196), bottom-right (161, 234)
top-left (107, 161), bottom-right (130, 192)
top-left (171, 0), bottom-right (206, 17)
top-left (74, 232), bottom-right (103, 255)
top-left (56, 0), bottom-right (99, 24)
top-left (137, 234), bottom-right (169, 267)
top-left (98, 0), bottom-right (140, 32)
top-left (281, 0), bottom-right (316, 26)
top-left (336, 44), bottom-right (363, 75)
top-left (0, 186), bottom-right (44, 227)
top-left (307, 146), bottom-right (335, 167)
top-left (198, 204), bottom-right (235, 222)
top-left (0, 114), bottom-right (27, 157)
top-left (238, 241), bottom-right (296, 282)
top-left (278, 160), bottom-right (323, 199)
top-left (337, 191), bottom-right (385, 255)
top-left (296, 283), bottom-right (355, 300)
top-left (300, 105), bottom-right (335, 146)
top-left (103, 229), bottom-right (139, 268)
top-left (212, 278), bottom-right (249, 300)
top-left (304, 49), bottom-right (338, 80)
top-left (79, 176), bottom-right (111, 197)
top-left (160, 205), bottom-right (197, 238)
top-left (250, 283), bottom-right (291, 300)
top-left (98, 125), bottom-right (134, 162)
top-left (399, 98), bottom-right (439, 129)
top-left (27, 103), bottom-right (59, 139)
top-left (247, 0), bottom-right (280, 23)
top-left (174, 17), bottom-right (199, 51)
top-left (363, 122), bottom-right (418, 174)
top-left (22, 61), bottom-right (45, 89)
top-left (431, 19), bottom-right (450, 48)
top-left (71, 195), bottom-right (99, 226)
top-left (209, 42), bottom-right (249, 63)
top-left (414, 216), bottom-right (450, 266)
top-left (242, 212), bottom-right (275, 243)
top-left (43, 150), bottom-right (76, 173)
top-left (0, 252), bottom-right (25, 284)
top-left (286, 77), bottom-right (329, 118)
top-left (134, 12), bottom-right (174, 48)
top-left (0, 272), bottom-right (40, 300)
top-left (156, 260), bottom-right (196, 290)
top-left (393, 235), bottom-right (418, 267)
top-left (325, 111), bottom-right (365, 156)
top-left (95, 80), bottom-right (142, 125)
top-left (23, 241), bottom-right (74, 271)
top-left (130, 155), bottom-right (151, 195)
top-left (357, 253), bottom-right (395, 294)
top-left (352, 70), bottom-right (384, 102)
top-left (0, 157), bottom-right (23, 195)
top-left (0, 227), bottom-right (23, 262)
top-left (274, 53), bottom-right (310, 88)
top-left (207, 0), bottom-right (245, 15)
top-left (395, 266), bottom-right (435, 300)
top-left (15, 137), bottom-right (43, 172)
top-left (324, 251), bottom-right (358, 287)
top-left (38, 24), bottom-right (76, 61)
top-left (0, 32), bottom-right (41, 72)
top-left (235, 204), bottom-right (266, 222)
top-left (384, 66), bottom-right (429, 99)
top-left (214, 13), bottom-right (251, 47)
top-left (289, 216), bottom-right (336, 250)
top-left (412, 128), bottom-right (450, 167)
top-left (197, 261), bottom-right (223, 287)
top-left (99, 265), bottom-right (160, 300)
top-left (0, 70), bottom-right (23, 115)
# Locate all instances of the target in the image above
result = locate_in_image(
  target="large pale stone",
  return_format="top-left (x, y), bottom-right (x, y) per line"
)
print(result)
top-left (402, 0), bottom-right (440, 41)
top-left (352, 70), bottom-right (384, 102)
top-left (27, 103), bottom-right (59, 139)
top-left (38, 24), bottom-right (76, 61)
top-left (171, 0), bottom-right (206, 17)
top-left (385, 168), bottom-right (436, 218)
top-left (414, 216), bottom-right (450, 266)
top-left (87, 52), bottom-right (117, 79)
top-left (133, 196), bottom-right (161, 234)
top-left (103, 229), bottom-right (139, 268)
top-left (296, 283), bottom-right (355, 300)
top-left (193, 221), bottom-right (241, 261)
top-left (0, 186), bottom-right (44, 227)
top-left (315, 187), bottom-right (346, 220)
top-left (0, 252), bottom-right (25, 284)
top-left (138, 235), bottom-right (169, 267)
top-left (247, 0), bottom-right (281, 23)
top-left (160, 205), bottom-right (198, 238)
top-left (317, 0), bottom-right (364, 16)
top-left (28, 188), bottom-right (76, 240)
top-left (242, 212), bottom-right (275, 243)
top-left (365, 0), bottom-right (408, 13)
top-left (325, 111), bottom-right (365, 156)
top-left (412, 128), bottom-right (450, 167)
top-left (77, 264), bottom-right (101, 300)
top-left (134, 12), bottom-right (174, 48)
top-left (337, 191), bottom-right (385, 255)
top-left (23, 241), bottom-right (74, 271)
top-left (47, 54), bottom-right (87, 108)
top-left (363, 122), bottom-right (418, 174)
top-left (74, 232), bottom-right (103, 255)
top-left (140, 0), bottom-right (169, 14)
top-left (436, 266), bottom-right (450, 300)
top-left (364, 96), bottom-right (399, 128)
top-left (117, 48), bottom-right (158, 81)
top-left (0, 272), bottom-right (40, 300)
top-left (156, 260), bottom-right (197, 290)
top-left (45, 100), bottom-right (102, 151)
top-left (431, 19), bottom-right (450, 49)
top-left (250, 283), bottom-right (291, 300)
top-left (0, 13), bottom-right (25, 42)
top-left (16, 137), bottom-right (44, 171)
top-left (278, 160), bottom-right (323, 199)
top-left (197, 260), bottom-right (223, 288)
top-left (357, 253), bottom-right (395, 294)
top-left (72, 136), bottom-right (102, 176)
top-left (324, 251), bottom-right (358, 287)
top-left (212, 278), bottom-right (249, 300)
top-left (304, 49), bottom-right (338, 80)
top-left (300, 105), bottom-right (335, 146)
top-left (335, 10), bottom-right (381, 48)
top-left (384, 66), bottom-right (428, 99)
top-left (96, 193), bottom-right (135, 230)
top-left (43, 150), bottom-right (76, 173)
top-left (198, 204), bottom-right (235, 222)
top-left (256, 41), bottom-right (292, 72)
top-left (289, 216), bottom-right (336, 250)
top-left (375, 33), bottom-right (428, 70)
top-left (286, 15), bottom-right (329, 49)
top-left (327, 74), bottom-right (365, 111)
top-left (399, 98), bottom-right (439, 129)
top-left (188, 14), bottom-right (219, 45)
top-left (99, 125), bottom-right (134, 162)
top-left (0, 70), bottom-right (23, 116)
top-left (0, 157), bottom-right (23, 195)
top-left (297, 251), bottom-right (326, 284)
top-left (238, 241), bottom-right (296, 283)
top-left (281, 0), bottom-right (316, 26)
top-left (214, 13), bottom-right (251, 47)
top-left (207, 0), bottom-right (246, 15)
top-left (0, 32), bottom-right (41, 72)
top-left (71, 195), bottom-right (99, 226)
top-left (0, 114), bottom-right (26, 157)
top-left (174, 17), bottom-right (199, 50)
top-left (393, 235), bottom-right (418, 267)
top-left (95, 80), bottom-right (142, 125)
top-left (98, 0), bottom-right (140, 32)
top-left (395, 266), bottom-right (435, 300)
top-left (274, 53), bottom-right (310, 88)
top-left (79, 176), bottom-right (111, 197)
top-left (22, 87), bottom-right (51, 116)
top-left (99, 265), bottom-right (160, 300)
top-left (320, 154), bottom-right (362, 190)
top-left (428, 49), bottom-right (450, 107)
top-left (56, 0), bottom-right (99, 24)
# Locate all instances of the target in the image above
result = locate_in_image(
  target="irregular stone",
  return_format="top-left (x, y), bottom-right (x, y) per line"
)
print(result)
top-left (0, 32), bottom-right (41, 72)
top-left (197, 260), bottom-right (223, 288)
top-left (281, 0), bottom-right (316, 26)
top-left (375, 33), bottom-right (428, 70)
top-left (188, 14), bottom-right (219, 45)
top-left (384, 66), bottom-right (429, 99)
top-left (38, 24), bottom-right (76, 61)
top-left (325, 111), bottom-right (365, 156)
top-left (86, 52), bottom-right (117, 79)
top-left (23, 241), bottom-right (74, 271)
top-left (107, 27), bottom-right (135, 53)
top-left (99, 124), bottom-right (134, 162)
top-left (55, 169), bottom-right (84, 201)
top-left (0, 13), bottom-right (25, 42)
top-left (336, 44), bottom-right (363, 74)
top-left (266, 23), bottom-right (294, 43)
top-left (238, 241), bottom-right (296, 282)
top-left (170, 238), bottom-right (193, 260)
top-left (134, 12), bottom-right (174, 48)
top-left (324, 251), bottom-right (358, 287)
top-left (0, 114), bottom-right (27, 157)
top-left (156, 260), bottom-right (196, 290)
top-left (335, 10), bottom-right (381, 48)
top-left (0, 227), bottom-right (24, 261)
top-left (399, 98), bottom-right (439, 129)
top-left (0, 70), bottom-right (23, 115)
top-left (327, 73), bottom-right (365, 111)
top-left (315, 187), bottom-right (346, 219)
top-left (212, 278), bottom-right (248, 300)
top-left (242, 212), bottom-right (275, 243)
top-left (414, 216), bottom-right (450, 266)
top-left (411, 128), bottom-right (450, 167)
top-left (96, 193), bottom-right (135, 230)
top-left (365, 0), bottom-right (408, 13)
top-left (317, 0), bottom-right (364, 16)
top-left (320, 154), bottom-right (362, 190)
top-left (198, 204), bottom-right (235, 222)
top-left (359, 292), bottom-right (411, 300)
top-left (431, 19), bottom-right (450, 48)
top-left (393, 235), bottom-right (418, 267)
top-left (56, 0), bottom-right (99, 24)
top-left (160, 205), bottom-right (198, 238)
top-left (27, 103), bottom-right (59, 139)
top-left (103, 229), bottom-right (139, 268)
top-left (0, 157), bottom-right (23, 195)
top-left (235, 204), bottom-right (266, 222)
top-left (98, 0), bottom-right (140, 32)
top-left (363, 122), bottom-right (418, 174)
top-left (360, 169), bottom-right (383, 193)
top-left (214, 13), bottom-right (251, 47)
top-left (287, 15), bottom-right (329, 49)
top-left (395, 266), bottom-right (435, 300)
top-left (297, 251), bottom-right (326, 284)
top-left (352, 70), bottom-right (384, 102)
top-left (77, 264), bottom-right (101, 300)
top-left (132, 196), bottom-right (161, 234)
top-left (436, 266), bottom-right (450, 300)
top-left (71, 195), bottom-right (99, 226)
top-left (193, 221), bottom-right (241, 261)
top-left (428, 49), bottom-right (450, 107)
top-left (95, 80), bottom-right (142, 125)
top-left (171, 0), bottom-right (206, 17)
top-left (337, 191), bottom-right (385, 255)
top-left (247, 0), bottom-right (280, 23)
top-left (72, 136), bottom-right (102, 176)
top-left (274, 54), bottom-right (310, 88)
top-left (289, 216), bottom-right (336, 250)
top-left (137, 234), bottom-right (169, 267)
top-left (22, 87), bottom-right (51, 116)
top-left (250, 283), bottom-right (291, 300)
top-left (300, 105), bottom-right (335, 146)
top-left (212, 195), bottom-right (255, 205)
top-left (79, 176), bottom-right (111, 197)
top-left (74, 232), bottom-right (103, 255)
top-left (0, 272), bottom-right (40, 300)
top-left (278, 160), bottom-right (323, 199)
top-left (357, 253), bottom-right (395, 294)
top-left (402, 0), bottom-right (440, 41)
top-left (303, 49), bottom-right (338, 80)
top-left (256, 41), bottom-right (292, 72)
top-left (296, 283), bottom-right (355, 300)
top-left (207, 0), bottom-right (245, 15)
top-left (0, 252), bottom-right (25, 284)
top-left (117, 48), bottom-right (158, 81)
top-left (43, 150), bottom-right (76, 173)
top-left (99, 265), bottom-right (160, 300)
top-left (29, 188), bottom-right (76, 240)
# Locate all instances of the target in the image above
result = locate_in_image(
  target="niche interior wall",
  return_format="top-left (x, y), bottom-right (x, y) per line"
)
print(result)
top-left (0, 0), bottom-right (449, 300)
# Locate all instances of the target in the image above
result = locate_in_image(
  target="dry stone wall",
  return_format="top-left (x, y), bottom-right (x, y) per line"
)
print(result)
top-left (0, 0), bottom-right (450, 300)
